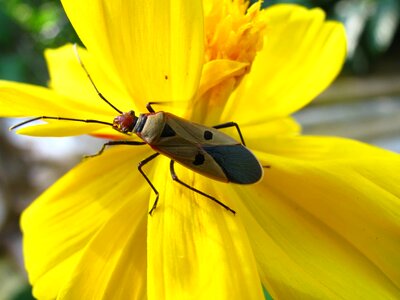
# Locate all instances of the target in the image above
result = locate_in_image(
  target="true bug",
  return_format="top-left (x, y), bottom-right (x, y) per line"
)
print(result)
top-left (11, 45), bottom-right (264, 215)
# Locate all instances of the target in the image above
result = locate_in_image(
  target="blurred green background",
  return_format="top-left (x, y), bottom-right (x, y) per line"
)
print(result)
top-left (0, 0), bottom-right (399, 299)
top-left (0, 1), bottom-right (78, 299)
top-left (0, 0), bottom-right (79, 84)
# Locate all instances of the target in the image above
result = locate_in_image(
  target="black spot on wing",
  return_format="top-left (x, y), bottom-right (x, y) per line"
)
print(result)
top-left (160, 123), bottom-right (176, 137)
top-left (203, 145), bottom-right (262, 184)
top-left (204, 130), bottom-right (213, 140)
top-left (193, 153), bottom-right (205, 165)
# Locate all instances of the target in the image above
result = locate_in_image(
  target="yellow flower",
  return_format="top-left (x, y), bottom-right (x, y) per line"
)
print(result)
top-left (1, 0), bottom-right (400, 299)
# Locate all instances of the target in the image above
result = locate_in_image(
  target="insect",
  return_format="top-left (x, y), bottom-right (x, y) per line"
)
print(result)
top-left (11, 46), bottom-right (264, 215)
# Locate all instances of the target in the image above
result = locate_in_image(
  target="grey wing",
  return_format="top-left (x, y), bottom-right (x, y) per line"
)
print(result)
top-left (163, 113), bottom-right (240, 146)
top-left (152, 114), bottom-right (263, 184)
top-left (202, 144), bottom-right (263, 184)
top-left (151, 141), bottom-right (230, 182)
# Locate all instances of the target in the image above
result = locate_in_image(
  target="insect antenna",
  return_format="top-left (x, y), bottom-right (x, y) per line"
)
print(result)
top-left (10, 46), bottom-right (123, 131)
top-left (10, 116), bottom-right (113, 131)
top-left (73, 44), bottom-right (123, 114)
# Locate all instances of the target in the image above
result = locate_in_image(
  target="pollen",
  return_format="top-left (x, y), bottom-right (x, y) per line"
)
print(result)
top-left (204, 0), bottom-right (266, 65)
top-left (191, 0), bottom-right (267, 122)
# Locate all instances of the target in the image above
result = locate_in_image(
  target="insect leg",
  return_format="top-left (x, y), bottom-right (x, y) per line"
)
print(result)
top-left (146, 102), bottom-right (156, 113)
top-left (146, 101), bottom-right (187, 113)
top-left (84, 140), bottom-right (146, 159)
top-left (146, 102), bottom-right (174, 113)
top-left (169, 160), bottom-right (236, 214)
top-left (213, 122), bottom-right (246, 146)
top-left (138, 153), bottom-right (161, 215)
top-left (213, 122), bottom-right (271, 169)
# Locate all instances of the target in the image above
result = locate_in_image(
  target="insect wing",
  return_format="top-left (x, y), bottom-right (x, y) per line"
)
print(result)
top-left (203, 144), bottom-right (263, 184)
top-left (161, 113), bottom-right (239, 145)
top-left (151, 136), bottom-right (229, 182)
top-left (151, 113), bottom-right (263, 184)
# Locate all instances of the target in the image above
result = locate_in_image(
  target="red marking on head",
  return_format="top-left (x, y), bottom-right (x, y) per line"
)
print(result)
top-left (113, 111), bottom-right (137, 133)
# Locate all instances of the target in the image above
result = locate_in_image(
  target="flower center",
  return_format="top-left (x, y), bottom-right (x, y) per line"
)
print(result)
top-left (204, 0), bottom-right (265, 64)
top-left (190, 0), bottom-right (266, 123)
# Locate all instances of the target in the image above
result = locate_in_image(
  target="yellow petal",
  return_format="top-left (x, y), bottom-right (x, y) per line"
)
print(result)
top-left (21, 145), bottom-right (153, 299)
top-left (58, 188), bottom-right (148, 300)
top-left (197, 60), bottom-right (249, 99)
top-left (237, 136), bottom-right (400, 299)
top-left (0, 79), bottom-right (115, 137)
top-left (0, 80), bottom-right (88, 118)
top-left (191, 59), bottom-right (249, 123)
top-left (61, 0), bottom-right (204, 110)
top-left (147, 157), bottom-right (264, 299)
top-left (15, 121), bottom-right (108, 137)
top-left (45, 44), bottom-right (135, 114)
top-left (241, 117), bottom-right (301, 149)
top-left (222, 4), bottom-right (347, 124)
top-left (255, 135), bottom-right (399, 160)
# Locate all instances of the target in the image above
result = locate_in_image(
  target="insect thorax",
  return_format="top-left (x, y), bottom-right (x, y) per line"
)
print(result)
top-left (134, 112), bottom-right (166, 144)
